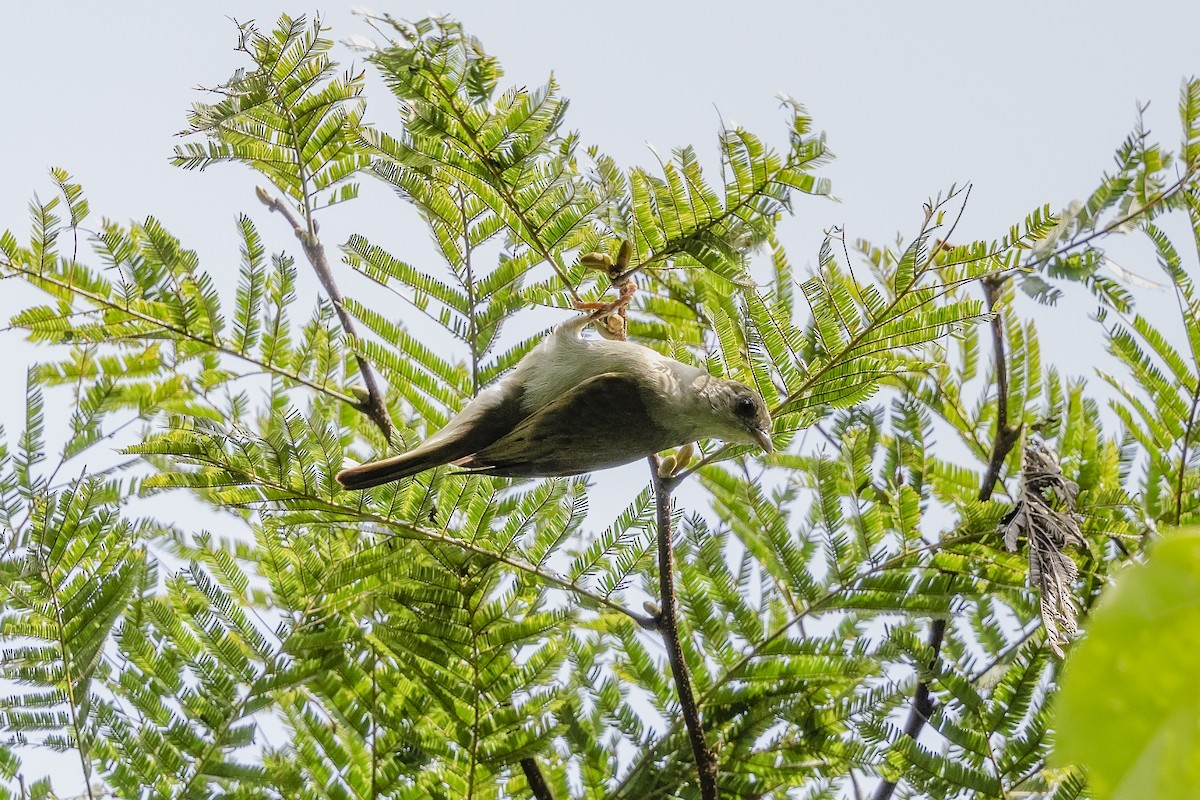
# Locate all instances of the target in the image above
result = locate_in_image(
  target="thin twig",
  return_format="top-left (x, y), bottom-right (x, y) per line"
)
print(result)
top-left (872, 275), bottom-right (1021, 800)
top-left (648, 457), bottom-right (719, 800)
top-left (674, 238), bottom-right (998, 482)
top-left (610, 133), bottom-right (829, 289)
top-left (256, 187), bottom-right (393, 438)
top-left (132, 422), bottom-right (656, 627)
top-left (520, 758), bottom-right (555, 800)
top-left (370, 602), bottom-right (379, 800)
top-left (610, 527), bottom-right (989, 798)
top-left (408, 63), bottom-right (583, 305)
top-left (1019, 166), bottom-right (1195, 275)
top-left (978, 276), bottom-right (1023, 501)
top-left (46, 569), bottom-right (97, 800)
top-left (911, 168), bottom-right (1195, 281)
top-left (0, 261), bottom-right (361, 406)
top-left (1171, 294), bottom-right (1200, 527)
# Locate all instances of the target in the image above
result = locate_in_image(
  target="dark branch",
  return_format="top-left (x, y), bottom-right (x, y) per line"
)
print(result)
top-left (520, 757), bottom-right (555, 800)
top-left (256, 187), bottom-right (393, 439)
top-left (648, 457), bottom-right (719, 800)
top-left (873, 275), bottom-right (1021, 800)
top-left (979, 275), bottom-right (1023, 503)
top-left (903, 619), bottom-right (945, 742)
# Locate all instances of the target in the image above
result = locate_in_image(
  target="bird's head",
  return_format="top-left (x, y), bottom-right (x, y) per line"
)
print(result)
top-left (702, 379), bottom-right (774, 454)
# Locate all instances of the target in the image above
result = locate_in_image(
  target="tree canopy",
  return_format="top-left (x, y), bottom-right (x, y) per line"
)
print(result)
top-left (2, 12), bottom-right (1199, 800)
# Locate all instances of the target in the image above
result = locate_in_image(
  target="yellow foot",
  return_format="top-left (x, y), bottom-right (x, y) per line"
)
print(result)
top-left (574, 284), bottom-right (634, 340)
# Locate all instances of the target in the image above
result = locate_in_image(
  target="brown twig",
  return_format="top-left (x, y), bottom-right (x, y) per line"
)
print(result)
top-left (978, 276), bottom-right (1023, 502)
top-left (520, 758), bottom-right (555, 800)
top-left (1019, 166), bottom-right (1195, 275)
top-left (648, 457), bottom-right (719, 800)
top-left (872, 275), bottom-right (1020, 800)
top-left (255, 186), bottom-right (393, 439)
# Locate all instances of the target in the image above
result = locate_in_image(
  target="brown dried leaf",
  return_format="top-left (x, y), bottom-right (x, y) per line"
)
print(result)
top-left (1000, 439), bottom-right (1087, 656)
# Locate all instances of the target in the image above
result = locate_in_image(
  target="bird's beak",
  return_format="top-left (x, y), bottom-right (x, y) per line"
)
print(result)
top-left (753, 427), bottom-right (774, 454)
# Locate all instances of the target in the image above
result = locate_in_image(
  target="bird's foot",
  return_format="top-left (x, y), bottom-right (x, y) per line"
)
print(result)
top-left (573, 280), bottom-right (635, 314)
top-left (576, 241), bottom-right (637, 340)
top-left (574, 280), bottom-right (635, 340)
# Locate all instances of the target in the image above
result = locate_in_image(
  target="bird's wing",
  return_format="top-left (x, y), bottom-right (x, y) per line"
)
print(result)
top-left (336, 386), bottom-right (526, 490)
top-left (459, 372), bottom-right (679, 477)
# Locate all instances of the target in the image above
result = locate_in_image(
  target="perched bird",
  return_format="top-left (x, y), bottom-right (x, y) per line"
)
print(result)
top-left (335, 310), bottom-right (774, 490)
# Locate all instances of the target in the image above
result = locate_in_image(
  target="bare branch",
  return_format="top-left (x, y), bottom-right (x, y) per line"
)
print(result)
top-left (873, 275), bottom-right (1022, 800)
top-left (256, 186), bottom-right (393, 438)
top-left (648, 457), bottom-right (719, 800)
top-left (520, 758), bottom-right (555, 800)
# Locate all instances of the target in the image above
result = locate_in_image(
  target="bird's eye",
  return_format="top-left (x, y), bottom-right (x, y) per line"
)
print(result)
top-left (735, 396), bottom-right (757, 417)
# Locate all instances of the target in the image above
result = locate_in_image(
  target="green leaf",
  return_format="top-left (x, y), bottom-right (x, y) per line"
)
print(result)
top-left (1053, 531), bottom-right (1200, 799)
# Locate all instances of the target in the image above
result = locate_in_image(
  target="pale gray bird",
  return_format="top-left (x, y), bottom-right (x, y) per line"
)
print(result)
top-left (336, 311), bottom-right (774, 490)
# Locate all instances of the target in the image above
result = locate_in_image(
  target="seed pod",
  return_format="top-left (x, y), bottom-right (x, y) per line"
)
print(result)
top-left (616, 238), bottom-right (633, 270)
top-left (580, 252), bottom-right (614, 271)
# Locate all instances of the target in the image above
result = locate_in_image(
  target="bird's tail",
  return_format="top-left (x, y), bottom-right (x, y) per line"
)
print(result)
top-left (336, 441), bottom-right (469, 490)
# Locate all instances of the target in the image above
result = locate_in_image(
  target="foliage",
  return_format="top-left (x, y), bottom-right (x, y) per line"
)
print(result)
top-left (1053, 530), bottom-right (1200, 799)
top-left (1, 12), bottom-right (1199, 800)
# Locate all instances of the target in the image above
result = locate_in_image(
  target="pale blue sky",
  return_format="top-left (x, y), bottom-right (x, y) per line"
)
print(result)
top-left (6, 2), bottom-right (1199, 386)
top-left (3, 1), bottom-right (1199, 794)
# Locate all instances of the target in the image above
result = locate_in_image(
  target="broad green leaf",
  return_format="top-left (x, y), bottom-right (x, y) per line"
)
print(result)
top-left (1053, 531), bottom-right (1200, 799)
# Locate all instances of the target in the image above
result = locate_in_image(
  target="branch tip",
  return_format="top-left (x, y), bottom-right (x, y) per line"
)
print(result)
top-left (254, 185), bottom-right (393, 439)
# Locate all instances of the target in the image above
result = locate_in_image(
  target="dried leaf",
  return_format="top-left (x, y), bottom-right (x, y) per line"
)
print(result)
top-left (1000, 439), bottom-right (1087, 656)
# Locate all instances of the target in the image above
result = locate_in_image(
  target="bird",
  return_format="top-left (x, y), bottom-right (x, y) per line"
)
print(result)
top-left (335, 309), bottom-right (774, 490)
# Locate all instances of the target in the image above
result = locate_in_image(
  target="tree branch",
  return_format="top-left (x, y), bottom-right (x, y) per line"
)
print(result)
top-left (1018, 166), bottom-right (1195, 275)
top-left (648, 457), bottom-right (719, 800)
top-left (256, 186), bottom-right (393, 439)
top-left (47, 580), bottom-right (96, 800)
top-left (872, 275), bottom-right (1020, 800)
top-left (520, 758), bottom-right (555, 800)
top-left (978, 275), bottom-right (1023, 502)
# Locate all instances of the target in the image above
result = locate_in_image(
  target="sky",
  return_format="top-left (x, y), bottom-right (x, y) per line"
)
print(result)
top-left (3, 1), bottom-right (1200, 794)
